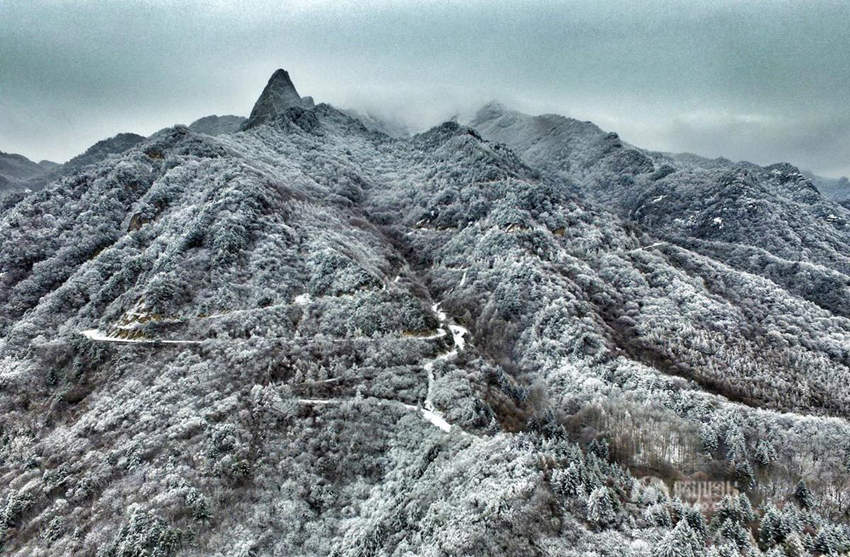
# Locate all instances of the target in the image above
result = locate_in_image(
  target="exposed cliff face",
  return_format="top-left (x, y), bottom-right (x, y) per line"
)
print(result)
top-left (242, 68), bottom-right (315, 129)
top-left (1, 70), bottom-right (849, 556)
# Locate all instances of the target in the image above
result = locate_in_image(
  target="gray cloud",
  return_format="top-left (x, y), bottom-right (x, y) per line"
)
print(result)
top-left (1, 0), bottom-right (848, 177)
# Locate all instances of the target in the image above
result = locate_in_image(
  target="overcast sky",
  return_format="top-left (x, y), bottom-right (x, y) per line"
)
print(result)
top-left (1, 0), bottom-right (848, 177)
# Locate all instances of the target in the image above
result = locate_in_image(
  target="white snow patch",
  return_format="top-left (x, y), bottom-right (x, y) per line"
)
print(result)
top-left (630, 540), bottom-right (651, 552)
top-left (651, 195), bottom-right (666, 204)
top-left (420, 409), bottom-right (452, 432)
top-left (423, 360), bottom-right (436, 412)
top-left (459, 270), bottom-right (467, 287)
top-left (631, 242), bottom-right (666, 252)
top-left (449, 324), bottom-right (468, 351)
top-left (302, 398), bottom-right (453, 433)
top-left (439, 349), bottom-right (458, 361)
top-left (401, 403), bottom-right (452, 432)
top-left (431, 302), bottom-right (447, 323)
top-left (81, 329), bottom-right (129, 342)
top-left (420, 329), bottom-right (448, 340)
top-left (298, 398), bottom-right (342, 405)
top-left (712, 217), bottom-right (723, 226)
top-left (80, 329), bottom-right (202, 345)
top-left (294, 293), bottom-right (312, 306)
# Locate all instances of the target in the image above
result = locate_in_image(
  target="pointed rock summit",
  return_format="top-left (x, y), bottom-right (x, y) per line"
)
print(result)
top-left (243, 69), bottom-right (315, 129)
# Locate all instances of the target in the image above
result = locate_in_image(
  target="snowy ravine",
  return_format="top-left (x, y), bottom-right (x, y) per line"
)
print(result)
top-left (423, 303), bottom-right (467, 411)
top-left (298, 301), bottom-right (469, 434)
top-left (2, 69), bottom-right (850, 556)
top-left (419, 302), bottom-right (468, 432)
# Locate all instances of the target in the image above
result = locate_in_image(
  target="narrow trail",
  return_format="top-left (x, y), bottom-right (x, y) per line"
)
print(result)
top-left (80, 293), bottom-right (471, 434)
top-left (80, 329), bottom-right (203, 345)
top-left (298, 398), bottom-right (454, 433)
top-left (299, 301), bottom-right (469, 434)
top-left (423, 303), bottom-right (467, 413)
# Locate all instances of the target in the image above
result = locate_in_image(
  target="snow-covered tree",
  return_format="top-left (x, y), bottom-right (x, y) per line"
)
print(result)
top-left (652, 519), bottom-right (705, 557)
top-left (586, 486), bottom-right (616, 528)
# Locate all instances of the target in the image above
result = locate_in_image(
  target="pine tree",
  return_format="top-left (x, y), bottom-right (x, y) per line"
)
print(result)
top-left (779, 504), bottom-right (802, 536)
top-left (782, 533), bottom-right (808, 557)
top-left (737, 494), bottom-right (755, 524)
top-left (813, 524), bottom-right (850, 555)
top-left (754, 439), bottom-right (777, 466)
top-left (552, 461), bottom-right (582, 497)
top-left (759, 504), bottom-right (786, 549)
top-left (733, 458), bottom-right (755, 491)
top-left (718, 517), bottom-right (750, 550)
top-left (586, 486), bottom-right (616, 528)
top-left (652, 519), bottom-right (705, 557)
top-left (712, 495), bottom-right (743, 529)
top-left (588, 438), bottom-right (609, 461)
top-left (684, 506), bottom-right (708, 542)
top-left (793, 480), bottom-right (814, 510)
top-left (699, 422), bottom-right (719, 455)
top-left (645, 502), bottom-right (673, 527)
top-left (705, 542), bottom-right (738, 557)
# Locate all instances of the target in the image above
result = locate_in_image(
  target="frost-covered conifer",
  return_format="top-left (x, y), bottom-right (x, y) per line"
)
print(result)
top-left (644, 503), bottom-right (672, 527)
top-left (759, 504), bottom-right (786, 549)
top-left (586, 486), bottom-right (616, 528)
top-left (652, 519), bottom-right (704, 557)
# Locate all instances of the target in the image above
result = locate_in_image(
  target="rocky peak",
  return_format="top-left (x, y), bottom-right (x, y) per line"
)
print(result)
top-left (243, 69), bottom-right (314, 129)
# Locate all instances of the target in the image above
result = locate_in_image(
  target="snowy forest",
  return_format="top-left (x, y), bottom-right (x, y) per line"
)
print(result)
top-left (0, 68), bottom-right (849, 556)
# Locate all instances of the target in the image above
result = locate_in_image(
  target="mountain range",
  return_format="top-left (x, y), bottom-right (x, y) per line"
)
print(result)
top-left (1, 69), bottom-right (849, 556)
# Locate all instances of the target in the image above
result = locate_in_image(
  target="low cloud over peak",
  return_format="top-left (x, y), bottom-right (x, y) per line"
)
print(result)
top-left (1, 0), bottom-right (848, 177)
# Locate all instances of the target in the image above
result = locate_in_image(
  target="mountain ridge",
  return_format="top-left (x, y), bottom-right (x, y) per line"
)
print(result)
top-left (1, 70), bottom-right (849, 556)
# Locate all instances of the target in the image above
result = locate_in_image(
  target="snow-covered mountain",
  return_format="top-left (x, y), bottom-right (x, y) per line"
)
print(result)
top-left (805, 173), bottom-right (850, 202)
top-left (0, 152), bottom-right (57, 191)
top-left (188, 115), bottom-right (246, 137)
top-left (1, 70), bottom-right (849, 556)
top-left (1, 134), bottom-right (146, 194)
top-left (470, 105), bottom-right (850, 326)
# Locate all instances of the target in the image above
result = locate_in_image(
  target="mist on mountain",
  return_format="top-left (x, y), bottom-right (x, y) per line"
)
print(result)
top-left (1, 69), bottom-right (849, 556)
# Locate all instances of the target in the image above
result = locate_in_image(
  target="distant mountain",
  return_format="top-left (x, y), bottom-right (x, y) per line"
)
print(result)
top-left (341, 108), bottom-right (411, 138)
top-left (0, 151), bottom-right (58, 191)
top-left (471, 103), bottom-right (850, 318)
top-left (188, 114), bottom-right (246, 136)
top-left (1, 70), bottom-right (849, 555)
top-left (1, 133), bottom-right (145, 194)
top-left (0, 151), bottom-right (46, 180)
top-left (61, 132), bottom-right (146, 175)
top-left (804, 171), bottom-right (850, 201)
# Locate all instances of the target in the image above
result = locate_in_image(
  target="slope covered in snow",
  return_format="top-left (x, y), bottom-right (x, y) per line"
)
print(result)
top-left (0, 70), bottom-right (849, 555)
top-left (1, 133), bottom-right (146, 194)
top-left (471, 103), bottom-right (850, 320)
top-left (188, 115), bottom-right (247, 136)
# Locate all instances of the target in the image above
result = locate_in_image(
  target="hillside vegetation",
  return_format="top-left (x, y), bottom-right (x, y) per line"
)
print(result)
top-left (1, 71), bottom-right (849, 556)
